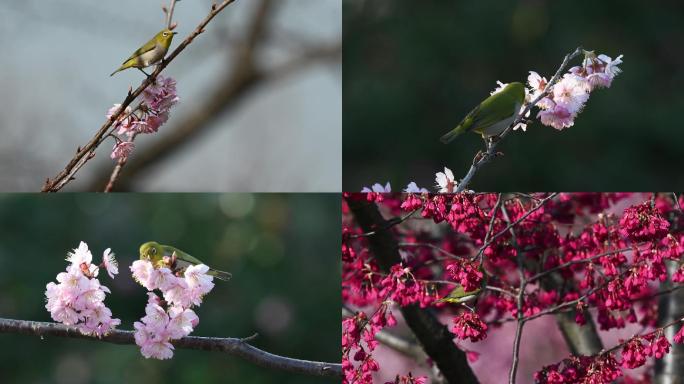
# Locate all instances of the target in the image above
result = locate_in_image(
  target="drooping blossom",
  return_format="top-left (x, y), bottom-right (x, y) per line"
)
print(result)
top-left (111, 141), bottom-right (135, 161)
top-left (451, 311), bottom-right (488, 342)
top-left (45, 242), bottom-right (121, 337)
top-left (107, 75), bottom-right (179, 160)
top-left (130, 258), bottom-right (214, 360)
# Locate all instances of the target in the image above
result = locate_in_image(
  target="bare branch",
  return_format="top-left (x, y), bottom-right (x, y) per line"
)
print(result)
top-left (0, 317), bottom-right (341, 378)
top-left (500, 204), bottom-right (526, 384)
top-left (165, 0), bottom-right (179, 29)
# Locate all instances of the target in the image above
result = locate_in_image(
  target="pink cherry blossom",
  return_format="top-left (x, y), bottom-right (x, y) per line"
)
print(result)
top-left (130, 259), bottom-right (158, 290)
top-left (102, 248), bottom-right (118, 278)
top-left (538, 104), bottom-right (575, 130)
top-left (106, 75), bottom-right (180, 162)
top-left (45, 242), bottom-right (120, 337)
top-left (111, 141), bottom-right (135, 161)
top-left (131, 259), bottom-right (216, 360)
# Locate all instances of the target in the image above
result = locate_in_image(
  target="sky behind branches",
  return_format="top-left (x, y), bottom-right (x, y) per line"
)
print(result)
top-left (0, 0), bottom-right (341, 192)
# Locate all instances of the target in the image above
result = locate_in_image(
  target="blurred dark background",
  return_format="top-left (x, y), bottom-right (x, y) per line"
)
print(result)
top-left (0, 194), bottom-right (340, 384)
top-left (343, 0), bottom-right (684, 191)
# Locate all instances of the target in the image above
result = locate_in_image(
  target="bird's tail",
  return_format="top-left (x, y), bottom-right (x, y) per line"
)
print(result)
top-left (110, 66), bottom-right (124, 77)
top-left (209, 269), bottom-right (232, 281)
top-left (440, 126), bottom-right (465, 144)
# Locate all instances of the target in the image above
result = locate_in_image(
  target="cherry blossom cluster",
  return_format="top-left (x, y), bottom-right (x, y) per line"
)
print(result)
top-left (130, 259), bottom-right (214, 359)
top-left (108, 75), bottom-right (180, 161)
top-left (44, 241), bottom-right (120, 337)
top-left (342, 192), bottom-right (684, 383)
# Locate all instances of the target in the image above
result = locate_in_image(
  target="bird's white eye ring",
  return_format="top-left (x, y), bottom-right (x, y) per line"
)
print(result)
top-left (163, 32), bottom-right (169, 37)
top-left (151, 248), bottom-right (157, 255)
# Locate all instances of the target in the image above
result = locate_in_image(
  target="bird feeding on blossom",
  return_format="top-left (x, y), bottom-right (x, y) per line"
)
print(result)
top-left (139, 241), bottom-right (232, 282)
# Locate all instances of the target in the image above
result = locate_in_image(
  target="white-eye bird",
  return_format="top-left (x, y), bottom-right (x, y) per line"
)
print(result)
top-left (111, 28), bottom-right (178, 77)
top-left (139, 241), bottom-right (232, 281)
top-left (440, 82), bottom-right (526, 143)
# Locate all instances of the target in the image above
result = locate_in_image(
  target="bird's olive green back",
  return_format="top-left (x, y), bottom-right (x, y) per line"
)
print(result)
top-left (467, 82), bottom-right (525, 132)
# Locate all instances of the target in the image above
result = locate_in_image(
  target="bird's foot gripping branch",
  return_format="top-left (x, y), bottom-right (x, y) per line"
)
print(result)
top-left (362, 48), bottom-right (623, 194)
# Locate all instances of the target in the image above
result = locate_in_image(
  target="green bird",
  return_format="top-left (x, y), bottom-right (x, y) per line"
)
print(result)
top-left (436, 285), bottom-right (482, 304)
top-left (110, 28), bottom-right (178, 77)
top-left (139, 241), bottom-right (232, 281)
top-left (440, 82), bottom-right (526, 143)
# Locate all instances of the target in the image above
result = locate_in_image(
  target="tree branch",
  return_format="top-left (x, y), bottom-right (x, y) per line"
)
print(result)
top-left (500, 204), bottom-right (526, 384)
top-left (454, 47), bottom-right (584, 192)
top-left (346, 197), bottom-right (479, 384)
top-left (0, 317), bottom-right (341, 378)
top-left (41, 0), bottom-right (240, 192)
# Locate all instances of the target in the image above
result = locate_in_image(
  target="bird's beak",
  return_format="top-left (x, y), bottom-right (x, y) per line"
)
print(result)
top-left (172, 32), bottom-right (178, 35)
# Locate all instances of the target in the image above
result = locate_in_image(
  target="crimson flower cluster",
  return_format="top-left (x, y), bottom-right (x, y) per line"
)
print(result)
top-left (342, 193), bottom-right (684, 383)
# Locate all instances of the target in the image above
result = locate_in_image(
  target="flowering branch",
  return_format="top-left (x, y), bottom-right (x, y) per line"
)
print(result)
top-left (346, 197), bottom-right (479, 384)
top-left (0, 317), bottom-right (341, 378)
top-left (344, 193), bottom-right (684, 382)
top-left (86, 0), bottom-right (340, 191)
top-left (41, 0), bottom-right (239, 192)
top-left (454, 48), bottom-right (583, 193)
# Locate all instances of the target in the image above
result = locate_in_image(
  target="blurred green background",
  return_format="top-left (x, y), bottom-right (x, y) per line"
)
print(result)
top-left (343, 0), bottom-right (684, 191)
top-left (0, 194), bottom-right (340, 384)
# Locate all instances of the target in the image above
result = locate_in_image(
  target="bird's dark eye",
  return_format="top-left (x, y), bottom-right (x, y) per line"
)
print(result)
top-left (151, 248), bottom-right (157, 255)
top-left (163, 32), bottom-right (169, 37)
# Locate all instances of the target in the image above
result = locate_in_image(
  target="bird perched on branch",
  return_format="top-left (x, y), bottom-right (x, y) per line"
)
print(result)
top-left (111, 28), bottom-right (178, 77)
top-left (440, 82), bottom-right (526, 143)
top-left (139, 241), bottom-right (232, 281)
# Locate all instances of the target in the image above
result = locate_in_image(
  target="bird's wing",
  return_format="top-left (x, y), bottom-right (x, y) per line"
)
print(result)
top-left (122, 39), bottom-right (158, 64)
top-left (454, 104), bottom-right (481, 133)
top-left (470, 91), bottom-right (516, 130)
top-left (163, 245), bottom-right (204, 265)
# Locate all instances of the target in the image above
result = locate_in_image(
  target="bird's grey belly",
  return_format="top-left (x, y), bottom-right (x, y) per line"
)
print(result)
top-left (138, 46), bottom-right (165, 67)
top-left (480, 102), bottom-right (522, 137)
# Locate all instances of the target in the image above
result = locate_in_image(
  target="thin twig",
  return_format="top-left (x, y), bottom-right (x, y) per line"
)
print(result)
top-left (501, 204), bottom-right (526, 384)
top-left (104, 159), bottom-right (126, 192)
top-left (41, 0), bottom-right (240, 192)
top-left (481, 193), bottom-right (558, 251)
top-left (526, 247), bottom-right (632, 284)
top-left (474, 193), bottom-right (503, 262)
top-left (165, 0), bottom-right (179, 28)
top-left (348, 208), bottom-right (420, 239)
top-left (0, 317), bottom-right (341, 378)
top-left (454, 47), bottom-right (584, 192)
